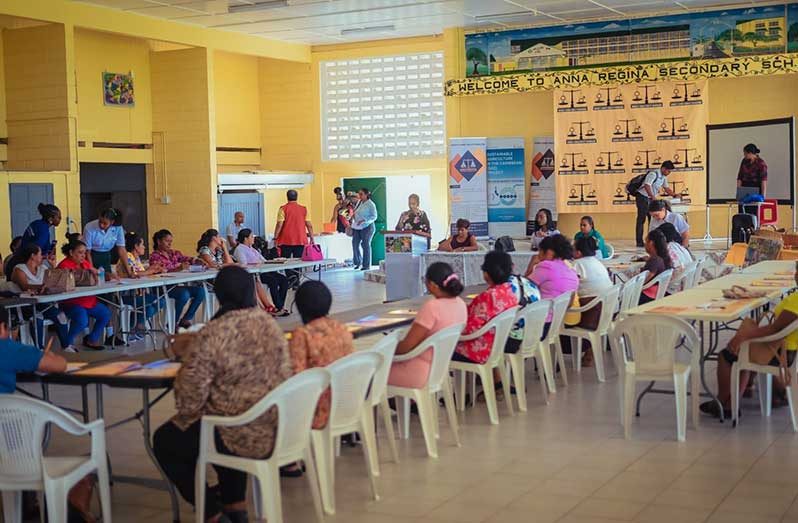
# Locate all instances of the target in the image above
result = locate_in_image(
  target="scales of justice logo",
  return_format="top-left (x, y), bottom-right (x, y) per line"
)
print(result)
top-left (632, 149), bottom-right (662, 173)
top-left (566, 121), bottom-right (597, 144)
top-left (594, 151), bottom-right (625, 174)
top-left (672, 147), bottom-right (703, 172)
top-left (630, 85), bottom-right (663, 109)
top-left (452, 150), bottom-right (484, 182)
top-left (657, 116), bottom-right (690, 141)
top-left (557, 89), bottom-right (588, 112)
top-left (613, 182), bottom-right (635, 205)
top-left (670, 82), bottom-right (703, 107)
top-left (612, 118), bottom-right (643, 143)
top-left (593, 87), bottom-right (624, 111)
top-left (559, 152), bottom-right (590, 175)
top-left (567, 183), bottom-right (598, 206)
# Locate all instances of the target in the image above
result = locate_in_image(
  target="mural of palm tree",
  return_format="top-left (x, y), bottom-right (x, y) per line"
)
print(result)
top-left (466, 47), bottom-right (488, 76)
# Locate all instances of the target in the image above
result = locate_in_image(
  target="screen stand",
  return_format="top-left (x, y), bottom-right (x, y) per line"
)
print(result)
top-left (703, 205), bottom-right (713, 245)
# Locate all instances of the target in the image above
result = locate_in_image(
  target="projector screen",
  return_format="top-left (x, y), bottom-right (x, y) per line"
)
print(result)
top-left (706, 118), bottom-right (795, 204)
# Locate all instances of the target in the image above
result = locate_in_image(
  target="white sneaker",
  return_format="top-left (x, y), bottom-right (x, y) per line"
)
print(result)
top-left (63, 345), bottom-right (79, 353)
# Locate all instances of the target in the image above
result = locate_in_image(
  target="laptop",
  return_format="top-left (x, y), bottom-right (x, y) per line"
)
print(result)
top-left (735, 186), bottom-right (760, 202)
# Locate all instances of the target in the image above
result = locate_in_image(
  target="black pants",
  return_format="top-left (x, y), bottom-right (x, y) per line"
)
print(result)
top-left (635, 194), bottom-right (650, 247)
top-left (280, 244), bottom-right (306, 287)
top-left (260, 272), bottom-right (289, 309)
top-left (153, 420), bottom-right (247, 518)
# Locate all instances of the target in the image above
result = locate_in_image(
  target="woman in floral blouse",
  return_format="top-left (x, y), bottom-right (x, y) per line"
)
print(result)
top-left (149, 229), bottom-right (205, 329)
top-left (395, 194), bottom-right (432, 246)
top-left (453, 251), bottom-right (518, 364)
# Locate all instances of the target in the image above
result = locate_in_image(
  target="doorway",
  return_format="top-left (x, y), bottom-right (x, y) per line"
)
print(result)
top-left (217, 192), bottom-right (265, 238)
top-left (343, 178), bottom-right (387, 264)
top-left (80, 163), bottom-right (148, 249)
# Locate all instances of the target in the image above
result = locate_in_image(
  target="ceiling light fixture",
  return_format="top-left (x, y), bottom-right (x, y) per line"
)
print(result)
top-left (474, 11), bottom-right (539, 21)
top-left (341, 24), bottom-right (396, 36)
top-left (228, 0), bottom-right (289, 14)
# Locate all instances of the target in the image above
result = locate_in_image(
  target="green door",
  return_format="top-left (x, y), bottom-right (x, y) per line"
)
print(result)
top-left (343, 177), bottom-right (387, 264)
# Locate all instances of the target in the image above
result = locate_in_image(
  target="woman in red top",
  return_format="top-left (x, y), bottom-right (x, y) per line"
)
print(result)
top-left (453, 251), bottom-right (518, 364)
top-left (57, 238), bottom-right (112, 352)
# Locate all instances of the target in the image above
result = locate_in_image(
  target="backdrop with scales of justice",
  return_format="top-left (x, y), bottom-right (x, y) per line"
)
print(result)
top-left (554, 79), bottom-right (708, 214)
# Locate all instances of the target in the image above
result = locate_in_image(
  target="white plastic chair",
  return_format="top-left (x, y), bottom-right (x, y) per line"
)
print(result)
top-left (691, 257), bottom-right (708, 287)
top-left (616, 271), bottom-right (649, 321)
top-left (195, 368), bottom-right (330, 523)
top-left (451, 307), bottom-right (519, 425)
top-left (312, 352), bottom-right (382, 515)
top-left (731, 319), bottom-right (798, 432)
top-left (562, 285), bottom-right (622, 383)
top-left (669, 261), bottom-right (699, 293)
top-left (609, 315), bottom-right (700, 442)
top-left (547, 292), bottom-right (574, 387)
top-left (641, 268), bottom-right (673, 301)
top-left (0, 395), bottom-right (111, 523)
top-left (505, 300), bottom-right (554, 410)
top-left (387, 323), bottom-right (464, 459)
top-left (363, 332), bottom-right (401, 471)
top-left (605, 243), bottom-right (615, 259)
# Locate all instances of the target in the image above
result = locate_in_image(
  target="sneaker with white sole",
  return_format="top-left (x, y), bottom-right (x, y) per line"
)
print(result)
top-left (63, 345), bottom-right (79, 353)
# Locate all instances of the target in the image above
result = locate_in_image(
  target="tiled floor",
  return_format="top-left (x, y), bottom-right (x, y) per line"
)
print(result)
top-left (11, 264), bottom-right (798, 523)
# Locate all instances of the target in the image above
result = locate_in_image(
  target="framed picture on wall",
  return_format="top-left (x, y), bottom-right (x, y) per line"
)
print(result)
top-left (103, 72), bottom-right (135, 106)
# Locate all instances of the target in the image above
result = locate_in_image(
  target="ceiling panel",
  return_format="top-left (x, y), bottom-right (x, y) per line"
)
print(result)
top-left (71, 0), bottom-right (771, 45)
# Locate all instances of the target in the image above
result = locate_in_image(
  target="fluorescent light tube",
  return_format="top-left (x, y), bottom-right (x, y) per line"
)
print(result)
top-left (340, 24), bottom-right (396, 36)
top-left (228, 0), bottom-right (288, 14)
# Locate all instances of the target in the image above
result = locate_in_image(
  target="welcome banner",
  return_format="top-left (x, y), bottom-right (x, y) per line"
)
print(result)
top-left (448, 137), bottom-right (488, 237)
top-left (554, 79), bottom-right (708, 214)
top-left (445, 53), bottom-right (797, 97)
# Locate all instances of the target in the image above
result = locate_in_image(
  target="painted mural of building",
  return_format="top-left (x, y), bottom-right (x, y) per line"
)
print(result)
top-left (736, 17), bottom-right (786, 47)
top-left (492, 43), bottom-right (567, 72)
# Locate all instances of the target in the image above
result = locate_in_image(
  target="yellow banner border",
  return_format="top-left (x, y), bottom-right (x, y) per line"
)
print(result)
top-left (445, 53), bottom-right (798, 97)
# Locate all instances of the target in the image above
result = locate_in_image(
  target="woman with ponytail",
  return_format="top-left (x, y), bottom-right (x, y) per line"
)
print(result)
top-left (21, 202), bottom-right (61, 257)
top-left (388, 262), bottom-right (467, 388)
top-left (639, 228), bottom-right (672, 304)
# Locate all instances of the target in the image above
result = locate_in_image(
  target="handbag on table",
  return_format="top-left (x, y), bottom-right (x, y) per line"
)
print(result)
top-left (73, 268), bottom-right (99, 287)
top-left (41, 269), bottom-right (75, 295)
top-left (302, 243), bottom-right (324, 262)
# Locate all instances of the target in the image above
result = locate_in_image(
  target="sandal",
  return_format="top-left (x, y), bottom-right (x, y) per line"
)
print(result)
top-left (699, 400), bottom-right (737, 419)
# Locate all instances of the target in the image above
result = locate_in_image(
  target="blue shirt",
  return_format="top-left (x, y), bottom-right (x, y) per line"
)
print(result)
top-left (21, 219), bottom-right (53, 255)
top-left (352, 199), bottom-right (378, 230)
top-left (83, 220), bottom-right (125, 252)
top-left (0, 339), bottom-right (43, 393)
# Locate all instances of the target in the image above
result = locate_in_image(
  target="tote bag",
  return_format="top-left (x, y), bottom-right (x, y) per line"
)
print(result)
top-left (302, 243), bottom-right (324, 262)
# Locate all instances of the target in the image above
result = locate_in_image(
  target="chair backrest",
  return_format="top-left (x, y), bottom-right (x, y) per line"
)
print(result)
top-left (605, 243), bottom-right (615, 259)
top-left (671, 261), bottom-right (698, 293)
top-left (483, 307), bottom-right (520, 366)
top-left (327, 351), bottom-right (382, 430)
top-left (261, 368), bottom-right (330, 459)
top-left (518, 300), bottom-right (550, 354)
top-left (546, 292), bottom-right (573, 343)
top-left (691, 257), bottom-right (707, 287)
top-left (0, 395), bottom-right (92, 486)
top-left (596, 285), bottom-right (622, 334)
top-left (365, 331), bottom-right (400, 406)
top-left (425, 323), bottom-right (466, 391)
top-left (643, 269), bottom-right (673, 300)
top-left (610, 315), bottom-right (698, 376)
top-left (619, 271), bottom-right (649, 314)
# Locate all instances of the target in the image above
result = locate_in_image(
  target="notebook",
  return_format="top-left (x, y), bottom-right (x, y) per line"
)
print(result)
top-left (73, 361), bottom-right (142, 377)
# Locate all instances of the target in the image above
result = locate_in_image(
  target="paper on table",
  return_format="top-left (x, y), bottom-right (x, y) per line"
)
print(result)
top-left (73, 361), bottom-right (142, 376)
top-left (750, 280), bottom-right (792, 287)
top-left (646, 306), bottom-right (689, 314)
top-left (345, 315), bottom-right (408, 332)
top-left (122, 362), bottom-right (181, 378)
top-left (388, 309), bottom-right (416, 315)
top-left (67, 362), bottom-right (87, 373)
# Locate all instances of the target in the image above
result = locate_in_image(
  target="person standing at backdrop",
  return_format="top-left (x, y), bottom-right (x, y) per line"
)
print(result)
top-left (737, 143), bottom-right (767, 197)
top-left (395, 193), bottom-right (432, 247)
top-left (274, 190), bottom-right (314, 260)
top-left (83, 208), bottom-right (127, 274)
top-left (635, 160), bottom-right (676, 248)
top-left (351, 188), bottom-right (378, 270)
top-left (226, 211), bottom-right (246, 248)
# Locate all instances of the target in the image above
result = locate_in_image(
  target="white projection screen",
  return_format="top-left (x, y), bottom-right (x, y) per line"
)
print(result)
top-left (707, 118), bottom-right (795, 204)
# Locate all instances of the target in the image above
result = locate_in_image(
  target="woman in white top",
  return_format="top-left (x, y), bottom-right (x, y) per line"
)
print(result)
top-left (657, 223), bottom-right (694, 293)
top-left (571, 236), bottom-right (613, 367)
top-left (10, 244), bottom-right (69, 348)
top-left (531, 208), bottom-right (561, 249)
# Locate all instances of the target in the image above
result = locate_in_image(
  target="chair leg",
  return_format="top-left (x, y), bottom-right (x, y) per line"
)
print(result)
top-left (358, 421), bottom-right (380, 501)
top-left (96, 459), bottom-right (112, 523)
top-left (497, 362), bottom-right (514, 416)
top-left (469, 372), bottom-right (477, 408)
top-left (2, 491), bottom-right (22, 523)
top-left (456, 370), bottom-right (467, 412)
top-left (311, 430), bottom-right (336, 515)
top-left (441, 378), bottom-right (461, 448)
top-left (674, 372), bottom-right (689, 442)
top-left (534, 354), bottom-right (550, 405)
top-left (786, 385), bottom-right (798, 433)
top-left (624, 376), bottom-right (636, 440)
top-left (539, 343), bottom-right (556, 394)
top-left (758, 374), bottom-right (773, 417)
top-left (303, 447), bottom-right (325, 523)
top-left (379, 398), bottom-right (399, 463)
top-left (43, 479), bottom-right (68, 523)
top-left (507, 355), bottom-right (528, 412)
top-left (592, 334), bottom-right (606, 383)
top-left (396, 397), bottom-right (411, 439)
top-left (415, 392), bottom-right (439, 458)
top-left (553, 340), bottom-right (568, 387)
top-left (256, 463), bottom-right (283, 523)
top-left (251, 476), bottom-right (264, 521)
top-left (572, 336), bottom-right (581, 373)
top-left (690, 363), bottom-right (700, 430)
top-left (431, 391), bottom-right (441, 439)
top-left (195, 458), bottom-right (207, 523)
top-left (479, 368), bottom-right (499, 425)
top-left (731, 363), bottom-right (741, 427)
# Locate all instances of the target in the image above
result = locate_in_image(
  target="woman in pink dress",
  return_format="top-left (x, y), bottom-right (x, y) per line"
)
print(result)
top-left (388, 263), bottom-right (467, 388)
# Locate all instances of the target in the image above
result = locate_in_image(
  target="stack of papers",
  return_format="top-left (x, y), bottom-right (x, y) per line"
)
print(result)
top-left (345, 315), bottom-right (409, 333)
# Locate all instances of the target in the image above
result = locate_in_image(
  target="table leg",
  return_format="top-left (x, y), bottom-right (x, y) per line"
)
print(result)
top-left (141, 389), bottom-right (181, 523)
top-left (81, 386), bottom-right (90, 422)
top-left (698, 320), bottom-right (725, 423)
top-left (635, 381), bottom-right (656, 416)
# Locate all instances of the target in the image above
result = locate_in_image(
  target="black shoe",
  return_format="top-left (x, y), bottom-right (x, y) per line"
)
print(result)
top-left (361, 266), bottom-right (370, 271)
top-left (279, 463), bottom-right (305, 477)
top-left (223, 511), bottom-right (249, 523)
top-left (699, 400), bottom-right (735, 419)
top-left (352, 265), bottom-right (360, 270)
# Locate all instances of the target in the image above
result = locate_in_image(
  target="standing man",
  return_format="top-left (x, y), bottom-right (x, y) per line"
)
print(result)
top-left (635, 160), bottom-right (676, 248)
top-left (274, 189), bottom-right (314, 260)
top-left (226, 211), bottom-right (245, 247)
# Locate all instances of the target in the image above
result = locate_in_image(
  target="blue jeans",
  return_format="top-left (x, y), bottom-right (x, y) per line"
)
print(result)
top-left (62, 303), bottom-right (112, 346)
top-left (352, 224), bottom-right (375, 269)
top-left (169, 285), bottom-right (205, 325)
top-left (122, 292), bottom-right (166, 328)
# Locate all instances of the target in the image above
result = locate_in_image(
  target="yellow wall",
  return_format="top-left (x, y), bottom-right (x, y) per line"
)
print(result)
top-left (74, 28), bottom-right (153, 164)
top-left (214, 50), bottom-right (261, 166)
top-left (0, 33), bottom-right (7, 165)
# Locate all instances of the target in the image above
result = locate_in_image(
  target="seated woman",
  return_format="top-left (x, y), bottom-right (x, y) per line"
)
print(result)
top-left (289, 280), bottom-right (353, 432)
top-left (10, 244), bottom-right (69, 348)
top-left (648, 199), bottom-right (690, 247)
top-left (453, 251), bottom-right (518, 364)
top-left (530, 208), bottom-right (560, 250)
top-left (574, 215), bottom-right (609, 259)
top-left (153, 266), bottom-right (292, 523)
top-left (232, 229), bottom-right (287, 316)
top-left (657, 222), bottom-right (693, 292)
top-left (3, 236), bottom-right (23, 277)
top-left (57, 239), bottom-right (111, 352)
top-left (116, 233), bottom-right (167, 339)
top-left (196, 229), bottom-right (234, 269)
top-left (639, 229), bottom-right (673, 305)
top-left (389, 262), bottom-right (467, 389)
top-left (149, 229), bottom-right (205, 329)
top-left (525, 234), bottom-right (579, 306)
top-left (701, 266), bottom-right (798, 418)
top-left (571, 236), bottom-right (614, 366)
top-left (438, 218), bottom-right (478, 252)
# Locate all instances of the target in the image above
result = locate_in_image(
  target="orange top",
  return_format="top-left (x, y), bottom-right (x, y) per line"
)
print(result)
top-left (276, 201), bottom-right (309, 246)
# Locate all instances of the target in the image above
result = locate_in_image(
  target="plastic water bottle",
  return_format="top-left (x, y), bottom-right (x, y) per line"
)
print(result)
top-left (97, 267), bottom-right (105, 285)
top-left (488, 236), bottom-right (495, 251)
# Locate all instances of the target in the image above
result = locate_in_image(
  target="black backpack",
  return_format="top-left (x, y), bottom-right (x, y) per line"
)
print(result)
top-left (731, 213), bottom-right (756, 244)
top-left (494, 236), bottom-right (515, 252)
top-left (625, 173), bottom-right (646, 196)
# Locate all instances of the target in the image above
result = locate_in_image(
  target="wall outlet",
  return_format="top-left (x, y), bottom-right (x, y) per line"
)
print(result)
top-left (161, 195), bottom-right (171, 204)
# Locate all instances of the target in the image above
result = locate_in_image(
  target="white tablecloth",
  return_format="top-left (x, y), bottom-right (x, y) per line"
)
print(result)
top-left (314, 234), bottom-right (352, 263)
